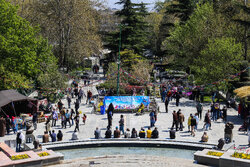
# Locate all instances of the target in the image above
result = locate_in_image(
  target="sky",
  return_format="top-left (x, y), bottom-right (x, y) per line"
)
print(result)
top-left (106, 0), bottom-right (164, 9)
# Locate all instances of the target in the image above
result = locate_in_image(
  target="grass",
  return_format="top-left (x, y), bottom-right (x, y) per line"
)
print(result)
top-left (203, 96), bottom-right (225, 103)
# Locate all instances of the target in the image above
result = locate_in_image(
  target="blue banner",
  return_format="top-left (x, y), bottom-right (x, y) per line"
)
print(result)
top-left (104, 96), bottom-right (150, 110)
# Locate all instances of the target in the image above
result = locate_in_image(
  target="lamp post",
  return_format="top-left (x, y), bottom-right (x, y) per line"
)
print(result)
top-left (117, 24), bottom-right (122, 96)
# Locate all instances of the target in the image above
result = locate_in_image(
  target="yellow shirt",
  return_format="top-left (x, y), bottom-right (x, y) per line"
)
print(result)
top-left (188, 116), bottom-right (192, 126)
top-left (146, 130), bottom-right (152, 138)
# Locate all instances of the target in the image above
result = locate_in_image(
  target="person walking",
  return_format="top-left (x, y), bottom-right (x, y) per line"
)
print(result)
top-left (75, 99), bottom-right (80, 113)
top-left (191, 116), bottom-right (196, 137)
top-left (86, 90), bottom-right (92, 104)
top-left (67, 95), bottom-right (71, 109)
top-left (45, 118), bottom-right (52, 134)
top-left (204, 112), bottom-right (211, 131)
top-left (175, 92), bottom-right (181, 106)
top-left (171, 110), bottom-right (178, 131)
top-left (78, 88), bottom-right (84, 103)
top-left (188, 114), bottom-right (192, 132)
top-left (58, 99), bottom-right (63, 111)
top-left (52, 109), bottom-right (58, 127)
top-left (70, 109), bottom-right (75, 126)
top-left (74, 113), bottom-right (80, 132)
top-left (5, 116), bottom-right (11, 134)
top-left (149, 111), bottom-right (155, 127)
top-left (32, 111), bottom-right (38, 130)
top-left (107, 103), bottom-right (114, 129)
top-left (119, 115), bottom-right (125, 135)
top-left (196, 101), bottom-right (203, 119)
top-left (179, 111), bottom-right (185, 131)
top-left (164, 97), bottom-right (169, 113)
top-left (194, 113), bottom-right (199, 131)
top-left (65, 110), bottom-right (71, 128)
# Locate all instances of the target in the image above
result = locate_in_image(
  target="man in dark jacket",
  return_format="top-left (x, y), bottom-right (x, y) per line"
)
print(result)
top-left (151, 127), bottom-right (159, 138)
top-left (139, 128), bottom-right (146, 138)
top-left (107, 103), bottom-right (114, 129)
top-left (105, 127), bottom-right (112, 138)
top-left (171, 110), bottom-right (178, 131)
top-left (50, 130), bottom-right (57, 142)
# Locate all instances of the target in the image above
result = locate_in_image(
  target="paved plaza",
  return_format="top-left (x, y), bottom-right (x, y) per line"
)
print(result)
top-left (0, 85), bottom-right (248, 147)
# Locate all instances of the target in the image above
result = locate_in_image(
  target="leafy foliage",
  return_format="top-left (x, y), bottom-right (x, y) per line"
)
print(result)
top-left (0, 0), bottom-right (62, 90)
top-left (105, 0), bottom-right (150, 56)
top-left (14, 0), bottom-right (102, 70)
top-left (192, 37), bottom-right (243, 84)
top-left (162, 2), bottom-right (244, 84)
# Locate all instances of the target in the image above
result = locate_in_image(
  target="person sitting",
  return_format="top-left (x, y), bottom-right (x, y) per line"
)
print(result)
top-left (94, 127), bottom-right (101, 139)
top-left (71, 130), bottom-right (78, 140)
top-left (169, 129), bottom-right (176, 139)
top-left (139, 128), bottom-right (146, 138)
top-left (57, 130), bottom-right (63, 141)
top-left (217, 138), bottom-right (225, 150)
top-left (136, 103), bottom-right (145, 115)
top-left (42, 131), bottom-right (49, 143)
top-left (50, 130), bottom-right (57, 142)
top-left (105, 127), bottom-right (112, 138)
top-left (33, 139), bottom-right (40, 149)
top-left (151, 127), bottom-right (159, 139)
top-left (146, 127), bottom-right (152, 138)
top-left (131, 128), bottom-right (138, 138)
top-left (38, 144), bottom-right (42, 150)
top-left (201, 132), bottom-right (208, 142)
top-left (124, 128), bottom-right (130, 138)
top-left (114, 126), bottom-right (121, 138)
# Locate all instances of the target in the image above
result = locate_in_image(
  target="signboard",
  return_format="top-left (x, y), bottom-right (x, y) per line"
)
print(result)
top-left (104, 96), bottom-right (150, 110)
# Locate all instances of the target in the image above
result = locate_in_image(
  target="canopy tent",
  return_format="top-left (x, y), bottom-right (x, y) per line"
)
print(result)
top-left (0, 90), bottom-right (37, 117)
top-left (234, 86), bottom-right (250, 98)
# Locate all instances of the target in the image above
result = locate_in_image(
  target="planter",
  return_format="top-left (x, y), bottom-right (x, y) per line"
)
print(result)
top-left (220, 149), bottom-right (250, 167)
top-left (194, 149), bottom-right (224, 167)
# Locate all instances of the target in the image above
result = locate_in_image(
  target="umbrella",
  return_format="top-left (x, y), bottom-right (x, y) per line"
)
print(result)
top-left (234, 86), bottom-right (250, 98)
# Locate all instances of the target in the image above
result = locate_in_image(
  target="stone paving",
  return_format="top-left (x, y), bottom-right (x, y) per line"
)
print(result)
top-left (0, 86), bottom-right (248, 147)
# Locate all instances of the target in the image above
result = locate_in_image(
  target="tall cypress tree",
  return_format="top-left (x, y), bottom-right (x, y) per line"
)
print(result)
top-left (115, 0), bottom-right (149, 55)
top-left (165, 0), bottom-right (197, 23)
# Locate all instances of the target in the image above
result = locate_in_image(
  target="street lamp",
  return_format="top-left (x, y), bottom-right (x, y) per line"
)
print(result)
top-left (117, 24), bottom-right (122, 96)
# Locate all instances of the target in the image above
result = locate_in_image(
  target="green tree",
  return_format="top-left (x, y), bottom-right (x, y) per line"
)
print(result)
top-left (165, 0), bottom-right (197, 24)
top-left (105, 0), bottom-right (149, 55)
top-left (14, 0), bottom-right (102, 70)
top-left (0, 0), bottom-right (63, 90)
top-left (162, 2), bottom-right (244, 83)
top-left (120, 49), bottom-right (142, 70)
top-left (192, 37), bottom-right (243, 84)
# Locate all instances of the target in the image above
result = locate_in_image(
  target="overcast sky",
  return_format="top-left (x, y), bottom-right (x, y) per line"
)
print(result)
top-left (106, 0), bottom-right (164, 9)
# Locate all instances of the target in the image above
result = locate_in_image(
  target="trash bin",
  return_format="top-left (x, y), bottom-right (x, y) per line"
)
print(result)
top-left (100, 106), bottom-right (105, 115)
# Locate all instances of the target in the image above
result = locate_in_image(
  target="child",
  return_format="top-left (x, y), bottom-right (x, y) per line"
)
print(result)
top-left (82, 114), bottom-right (87, 125)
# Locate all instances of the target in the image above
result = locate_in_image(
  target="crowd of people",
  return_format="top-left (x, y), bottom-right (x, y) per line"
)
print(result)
top-left (1, 77), bottom-right (249, 153)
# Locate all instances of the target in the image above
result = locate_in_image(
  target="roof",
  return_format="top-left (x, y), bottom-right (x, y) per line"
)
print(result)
top-left (0, 90), bottom-right (35, 108)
